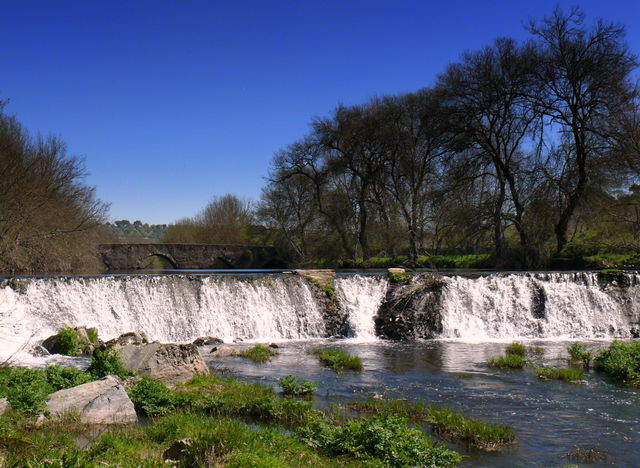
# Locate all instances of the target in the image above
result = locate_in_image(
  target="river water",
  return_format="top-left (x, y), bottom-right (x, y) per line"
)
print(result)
top-left (0, 271), bottom-right (639, 466)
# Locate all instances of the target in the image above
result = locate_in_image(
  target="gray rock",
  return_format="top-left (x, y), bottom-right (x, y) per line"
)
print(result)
top-left (192, 336), bottom-right (224, 346)
top-left (0, 398), bottom-right (10, 416)
top-left (105, 331), bottom-right (150, 348)
top-left (46, 376), bottom-right (137, 424)
top-left (117, 342), bottom-right (209, 385)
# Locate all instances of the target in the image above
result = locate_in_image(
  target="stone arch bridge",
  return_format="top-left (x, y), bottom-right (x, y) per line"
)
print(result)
top-left (98, 243), bottom-right (284, 270)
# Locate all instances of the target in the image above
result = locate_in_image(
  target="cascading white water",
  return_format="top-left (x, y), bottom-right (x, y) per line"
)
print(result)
top-left (438, 272), bottom-right (640, 340)
top-left (335, 275), bottom-right (388, 340)
top-left (0, 275), bottom-right (327, 362)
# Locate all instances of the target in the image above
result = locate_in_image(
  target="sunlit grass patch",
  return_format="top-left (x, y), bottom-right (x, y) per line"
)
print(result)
top-left (486, 353), bottom-right (525, 369)
top-left (280, 374), bottom-right (317, 397)
top-left (311, 349), bottom-right (363, 372)
top-left (234, 344), bottom-right (278, 363)
top-left (535, 366), bottom-right (584, 382)
top-left (426, 406), bottom-right (515, 451)
top-left (594, 340), bottom-right (640, 386)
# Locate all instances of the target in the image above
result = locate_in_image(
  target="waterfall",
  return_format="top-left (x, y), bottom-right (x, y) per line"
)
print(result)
top-left (336, 275), bottom-right (388, 340)
top-left (438, 272), bottom-right (640, 340)
top-left (0, 275), bottom-right (327, 362)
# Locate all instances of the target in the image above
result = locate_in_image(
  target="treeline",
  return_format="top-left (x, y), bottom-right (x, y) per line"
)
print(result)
top-left (256, 8), bottom-right (640, 268)
top-left (106, 220), bottom-right (168, 243)
top-left (0, 101), bottom-right (109, 273)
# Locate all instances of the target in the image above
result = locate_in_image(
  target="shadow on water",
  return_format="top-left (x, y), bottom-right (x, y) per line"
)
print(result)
top-left (204, 340), bottom-right (640, 468)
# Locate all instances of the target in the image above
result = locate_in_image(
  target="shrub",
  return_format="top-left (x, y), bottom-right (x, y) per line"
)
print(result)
top-left (505, 342), bottom-right (526, 357)
top-left (128, 377), bottom-right (176, 416)
top-left (87, 348), bottom-right (133, 379)
top-left (0, 367), bottom-right (52, 415)
top-left (594, 341), bottom-right (640, 386)
top-left (567, 343), bottom-right (593, 369)
top-left (486, 354), bottom-right (525, 369)
top-left (45, 365), bottom-right (94, 391)
top-left (296, 414), bottom-right (461, 467)
top-left (280, 375), bottom-right (317, 397)
top-left (597, 269), bottom-right (631, 287)
top-left (535, 366), bottom-right (585, 382)
top-left (235, 344), bottom-right (278, 363)
top-left (54, 327), bottom-right (81, 355)
top-left (311, 349), bottom-right (362, 371)
top-left (388, 272), bottom-right (412, 284)
top-left (426, 406), bottom-right (515, 451)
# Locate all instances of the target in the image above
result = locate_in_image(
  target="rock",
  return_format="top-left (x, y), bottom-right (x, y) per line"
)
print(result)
top-left (387, 268), bottom-right (406, 274)
top-left (163, 438), bottom-right (192, 461)
top-left (268, 343), bottom-right (280, 349)
top-left (0, 398), bottom-right (10, 416)
top-left (45, 376), bottom-right (137, 424)
top-left (292, 269), bottom-right (336, 288)
top-left (117, 342), bottom-right (208, 385)
top-left (105, 331), bottom-right (150, 348)
top-left (30, 344), bottom-right (50, 357)
top-left (209, 345), bottom-right (236, 357)
top-left (192, 336), bottom-right (224, 346)
top-left (209, 346), bottom-right (218, 353)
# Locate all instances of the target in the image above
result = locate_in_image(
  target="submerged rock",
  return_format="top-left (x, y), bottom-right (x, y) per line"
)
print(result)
top-left (117, 342), bottom-right (209, 385)
top-left (45, 375), bottom-right (137, 424)
top-left (192, 336), bottom-right (224, 346)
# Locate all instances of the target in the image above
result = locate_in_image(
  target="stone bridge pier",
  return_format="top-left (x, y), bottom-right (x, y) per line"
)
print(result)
top-left (98, 243), bottom-right (284, 270)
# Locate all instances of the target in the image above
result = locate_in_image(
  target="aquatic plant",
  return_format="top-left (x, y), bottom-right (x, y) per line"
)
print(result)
top-left (505, 342), bottom-right (526, 357)
top-left (567, 342), bottom-right (593, 369)
top-left (486, 353), bottom-right (525, 369)
top-left (87, 347), bottom-right (133, 379)
top-left (279, 374), bottom-right (317, 397)
top-left (311, 348), bottom-right (363, 371)
top-left (426, 406), bottom-right (516, 451)
top-left (128, 377), bottom-right (177, 416)
top-left (594, 340), bottom-right (640, 386)
top-left (535, 366), bottom-right (584, 382)
top-left (564, 446), bottom-right (608, 462)
top-left (235, 343), bottom-right (278, 363)
top-left (297, 413), bottom-right (461, 467)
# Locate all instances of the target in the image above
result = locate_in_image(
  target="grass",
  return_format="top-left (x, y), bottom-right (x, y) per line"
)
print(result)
top-left (339, 398), bottom-right (515, 451)
top-left (426, 406), bottom-right (515, 451)
top-left (280, 375), bottom-right (317, 397)
top-left (297, 413), bottom-right (462, 467)
top-left (505, 342), bottom-right (526, 357)
top-left (53, 327), bottom-right (81, 355)
top-left (311, 349), bottom-right (363, 372)
top-left (127, 377), bottom-right (177, 416)
top-left (235, 344), bottom-right (278, 363)
top-left (486, 353), bottom-right (526, 369)
top-left (567, 343), bottom-right (593, 369)
top-left (388, 272), bottom-right (412, 284)
top-left (535, 366), bottom-right (585, 382)
top-left (594, 340), bottom-right (640, 386)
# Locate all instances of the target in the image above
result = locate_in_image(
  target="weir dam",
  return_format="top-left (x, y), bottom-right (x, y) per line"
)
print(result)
top-left (1, 271), bottom-right (639, 362)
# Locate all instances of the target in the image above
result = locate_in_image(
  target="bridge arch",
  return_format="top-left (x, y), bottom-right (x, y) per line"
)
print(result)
top-left (137, 253), bottom-right (178, 270)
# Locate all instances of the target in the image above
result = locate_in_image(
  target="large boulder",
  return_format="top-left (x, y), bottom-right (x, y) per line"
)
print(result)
top-left (105, 331), bottom-right (150, 348)
top-left (192, 336), bottom-right (223, 346)
top-left (45, 376), bottom-right (137, 424)
top-left (117, 342), bottom-right (209, 385)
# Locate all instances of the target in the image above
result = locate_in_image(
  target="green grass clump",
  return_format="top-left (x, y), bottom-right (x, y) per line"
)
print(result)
top-left (45, 365), bottom-right (94, 391)
top-left (53, 327), bottom-right (81, 355)
top-left (235, 344), bottom-right (278, 363)
top-left (297, 413), bottom-right (461, 467)
top-left (567, 343), bottom-right (593, 369)
top-left (87, 347), bottom-right (133, 379)
top-left (176, 375), bottom-right (314, 426)
top-left (128, 377), bottom-right (177, 416)
top-left (280, 375), bottom-right (317, 397)
top-left (486, 353), bottom-right (525, 369)
top-left (86, 328), bottom-right (99, 345)
top-left (505, 342), bottom-right (526, 357)
top-left (311, 349), bottom-right (363, 372)
top-left (594, 340), bottom-right (640, 386)
top-left (426, 406), bottom-right (515, 451)
top-left (535, 366), bottom-right (585, 382)
top-left (388, 272), bottom-right (412, 284)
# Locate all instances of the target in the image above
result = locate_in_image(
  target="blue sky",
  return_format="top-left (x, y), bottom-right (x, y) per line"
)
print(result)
top-left (3, 0), bottom-right (640, 224)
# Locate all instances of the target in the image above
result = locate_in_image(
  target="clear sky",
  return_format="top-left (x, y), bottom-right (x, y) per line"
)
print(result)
top-left (3, 0), bottom-right (640, 224)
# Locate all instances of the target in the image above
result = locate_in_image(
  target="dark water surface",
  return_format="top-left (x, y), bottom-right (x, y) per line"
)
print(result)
top-left (204, 340), bottom-right (640, 468)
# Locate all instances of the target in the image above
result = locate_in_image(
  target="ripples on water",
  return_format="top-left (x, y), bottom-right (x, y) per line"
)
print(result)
top-left (206, 340), bottom-right (640, 468)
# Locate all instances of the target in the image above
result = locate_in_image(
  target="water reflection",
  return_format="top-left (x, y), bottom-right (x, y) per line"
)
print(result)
top-left (205, 340), bottom-right (639, 468)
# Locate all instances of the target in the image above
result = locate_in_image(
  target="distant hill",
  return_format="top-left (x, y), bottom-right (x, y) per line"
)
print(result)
top-left (105, 220), bottom-right (168, 243)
